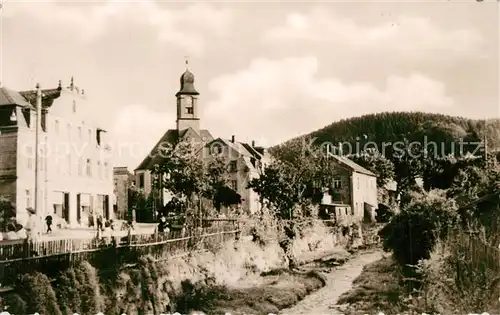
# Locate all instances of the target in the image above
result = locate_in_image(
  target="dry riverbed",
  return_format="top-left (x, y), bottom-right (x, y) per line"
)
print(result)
top-left (280, 249), bottom-right (383, 315)
top-left (183, 249), bottom-right (382, 315)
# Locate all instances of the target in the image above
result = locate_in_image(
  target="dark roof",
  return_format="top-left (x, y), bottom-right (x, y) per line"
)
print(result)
top-left (176, 69), bottom-right (199, 96)
top-left (207, 138), bottom-right (265, 160)
top-left (135, 129), bottom-right (179, 171)
top-left (20, 88), bottom-right (61, 108)
top-left (135, 128), bottom-right (213, 171)
top-left (0, 87), bottom-right (32, 108)
top-left (331, 155), bottom-right (376, 176)
top-left (113, 166), bottom-right (132, 175)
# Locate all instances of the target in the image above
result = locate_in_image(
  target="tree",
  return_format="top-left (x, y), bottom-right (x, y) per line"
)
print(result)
top-left (128, 187), bottom-right (154, 223)
top-left (379, 189), bottom-right (458, 270)
top-left (347, 152), bottom-right (395, 187)
top-left (248, 137), bottom-right (336, 219)
top-left (153, 139), bottom-right (235, 215)
top-left (0, 196), bottom-right (15, 231)
top-left (421, 155), bottom-right (482, 192)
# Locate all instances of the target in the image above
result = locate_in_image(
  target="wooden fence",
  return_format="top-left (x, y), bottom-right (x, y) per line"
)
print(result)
top-left (0, 219), bottom-right (240, 286)
top-left (454, 231), bottom-right (500, 272)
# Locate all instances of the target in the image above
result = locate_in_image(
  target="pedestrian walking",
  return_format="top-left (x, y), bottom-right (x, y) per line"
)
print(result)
top-left (45, 215), bottom-right (53, 233)
top-left (96, 214), bottom-right (103, 231)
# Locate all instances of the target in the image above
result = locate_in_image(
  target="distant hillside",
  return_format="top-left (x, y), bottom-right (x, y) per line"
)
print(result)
top-left (273, 112), bottom-right (500, 157)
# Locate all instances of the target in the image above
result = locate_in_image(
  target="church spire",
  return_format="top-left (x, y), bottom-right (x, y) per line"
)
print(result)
top-left (176, 59), bottom-right (199, 96)
top-left (176, 60), bottom-right (200, 133)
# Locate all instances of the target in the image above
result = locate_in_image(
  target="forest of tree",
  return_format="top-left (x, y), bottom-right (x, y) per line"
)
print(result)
top-left (273, 112), bottom-right (500, 156)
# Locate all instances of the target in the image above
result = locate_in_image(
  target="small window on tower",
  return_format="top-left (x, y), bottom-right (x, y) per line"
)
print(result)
top-left (186, 106), bottom-right (193, 114)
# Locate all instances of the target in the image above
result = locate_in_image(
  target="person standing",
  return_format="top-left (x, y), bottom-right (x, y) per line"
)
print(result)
top-left (15, 223), bottom-right (27, 239)
top-left (5, 224), bottom-right (19, 240)
top-left (25, 207), bottom-right (40, 241)
top-left (45, 215), bottom-right (53, 234)
top-left (156, 215), bottom-right (169, 233)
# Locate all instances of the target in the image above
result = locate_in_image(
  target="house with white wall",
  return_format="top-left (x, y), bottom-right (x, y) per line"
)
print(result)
top-left (0, 79), bottom-right (114, 228)
top-left (320, 155), bottom-right (378, 225)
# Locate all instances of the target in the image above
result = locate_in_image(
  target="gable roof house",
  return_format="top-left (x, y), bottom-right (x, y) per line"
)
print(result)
top-left (320, 155), bottom-right (378, 225)
top-left (203, 136), bottom-right (272, 214)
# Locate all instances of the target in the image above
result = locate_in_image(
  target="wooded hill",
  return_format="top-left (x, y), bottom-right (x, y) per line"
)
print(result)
top-left (273, 112), bottom-right (500, 156)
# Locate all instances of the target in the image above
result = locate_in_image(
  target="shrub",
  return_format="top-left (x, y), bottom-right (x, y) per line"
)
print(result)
top-left (410, 241), bottom-right (500, 314)
top-left (16, 272), bottom-right (62, 315)
top-left (379, 190), bottom-right (458, 271)
top-left (55, 269), bottom-right (82, 314)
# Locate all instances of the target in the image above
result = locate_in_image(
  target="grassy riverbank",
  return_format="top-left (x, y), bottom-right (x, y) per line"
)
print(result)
top-left (336, 255), bottom-right (406, 314)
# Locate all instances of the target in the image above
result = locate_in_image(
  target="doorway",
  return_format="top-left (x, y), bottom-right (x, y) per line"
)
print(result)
top-left (77, 194), bottom-right (81, 224)
top-left (63, 193), bottom-right (69, 223)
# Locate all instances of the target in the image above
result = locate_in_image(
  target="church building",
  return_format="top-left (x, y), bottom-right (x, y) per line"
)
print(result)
top-left (134, 65), bottom-right (270, 218)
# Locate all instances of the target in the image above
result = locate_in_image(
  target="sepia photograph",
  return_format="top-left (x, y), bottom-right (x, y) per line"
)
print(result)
top-left (0, 0), bottom-right (498, 314)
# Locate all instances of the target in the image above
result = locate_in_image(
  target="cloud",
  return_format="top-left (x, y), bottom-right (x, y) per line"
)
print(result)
top-left (205, 56), bottom-right (454, 146)
top-left (263, 8), bottom-right (484, 56)
top-left (3, 0), bottom-right (235, 55)
top-left (110, 104), bottom-right (174, 169)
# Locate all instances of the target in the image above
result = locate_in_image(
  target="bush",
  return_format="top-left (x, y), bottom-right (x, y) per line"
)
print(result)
top-left (376, 204), bottom-right (394, 223)
top-left (16, 272), bottom-right (62, 315)
top-left (409, 241), bottom-right (500, 314)
top-left (379, 190), bottom-right (458, 271)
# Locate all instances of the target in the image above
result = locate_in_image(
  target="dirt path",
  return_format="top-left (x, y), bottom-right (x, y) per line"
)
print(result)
top-left (280, 250), bottom-right (383, 315)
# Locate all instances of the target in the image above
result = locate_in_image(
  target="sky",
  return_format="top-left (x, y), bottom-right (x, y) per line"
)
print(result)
top-left (0, 0), bottom-right (498, 170)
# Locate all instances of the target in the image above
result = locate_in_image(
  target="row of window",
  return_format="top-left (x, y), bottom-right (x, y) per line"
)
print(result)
top-left (77, 158), bottom-right (110, 179)
top-left (53, 120), bottom-right (102, 146)
top-left (354, 177), bottom-right (377, 190)
top-left (26, 148), bottom-right (46, 172)
top-left (26, 152), bottom-right (109, 179)
top-left (331, 177), bottom-right (376, 190)
top-left (137, 173), bottom-right (238, 191)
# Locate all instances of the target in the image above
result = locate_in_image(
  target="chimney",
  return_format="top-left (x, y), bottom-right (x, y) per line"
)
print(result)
top-left (252, 140), bottom-right (255, 147)
top-left (231, 135), bottom-right (235, 143)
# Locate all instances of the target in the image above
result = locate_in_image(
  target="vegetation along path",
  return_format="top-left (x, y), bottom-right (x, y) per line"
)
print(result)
top-left (280, 249), bottom-right (383, 315)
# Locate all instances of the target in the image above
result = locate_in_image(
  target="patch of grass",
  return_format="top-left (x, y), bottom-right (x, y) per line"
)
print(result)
top-left (337, 256), bottom-right (407, 314)
top-left (174, 269), bottom-right (326, 315)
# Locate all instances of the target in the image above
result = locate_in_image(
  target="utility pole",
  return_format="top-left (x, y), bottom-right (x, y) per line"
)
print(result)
top-left (484, 118), bottom-right (489, 167)
top-left (34, 83), bottom-right (41, 215)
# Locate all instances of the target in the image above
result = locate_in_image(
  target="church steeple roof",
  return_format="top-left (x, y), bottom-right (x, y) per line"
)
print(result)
top-left (176, 59), bottom-right (199, 96)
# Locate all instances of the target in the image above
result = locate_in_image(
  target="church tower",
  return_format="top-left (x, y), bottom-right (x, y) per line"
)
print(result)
top-left (176, 61), bottom-right (200, 134)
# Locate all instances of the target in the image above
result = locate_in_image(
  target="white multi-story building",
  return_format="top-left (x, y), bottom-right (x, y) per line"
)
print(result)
top-left (0, 78), bottom-right (114, 228)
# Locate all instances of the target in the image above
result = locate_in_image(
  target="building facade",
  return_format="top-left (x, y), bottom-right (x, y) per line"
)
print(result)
top-left (203, 136), bottom-right (271, 214)
top-left (113, 166), bottom-right (134, 220)
top-left (0, 79), bottom-right (114, 228)
top-left (320, 155), bottom-right (378, 225)
top-left (134, 66), bottom-right (269, 217)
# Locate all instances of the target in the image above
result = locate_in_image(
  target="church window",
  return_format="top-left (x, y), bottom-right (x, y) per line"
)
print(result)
top-left (186, 106), bottom-right (193, 114)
